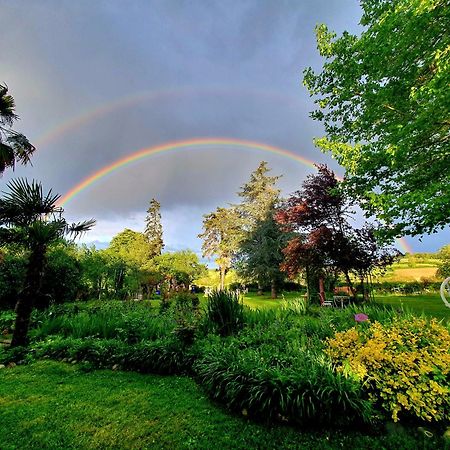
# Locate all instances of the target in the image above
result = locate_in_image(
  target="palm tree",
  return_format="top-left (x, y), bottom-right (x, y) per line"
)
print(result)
top-left (0, 178), bottom-right (95, 346)
top-left (0, 84), bottom-right (35, 173)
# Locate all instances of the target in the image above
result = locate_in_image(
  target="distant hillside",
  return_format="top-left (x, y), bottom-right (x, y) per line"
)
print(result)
top-left (376, 253), bottom-right (439, 282)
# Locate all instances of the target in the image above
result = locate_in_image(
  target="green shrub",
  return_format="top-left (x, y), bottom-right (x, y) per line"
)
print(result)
top-left (32, 336), bottom-right (190, 374)
top-left (32, 302), bottom-right (175, 343)
top-left (194, 335), bottom-right (373, 426)
top-left (280, 296), bottom-right (307, 315)
top-left (0, 310), bottom-right (16, 333)
top-left (205, 290), bottom-right (244, 336)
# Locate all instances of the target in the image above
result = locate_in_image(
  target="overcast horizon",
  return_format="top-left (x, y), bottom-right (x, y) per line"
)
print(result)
top-left (1, 0), bottom-right (448, 256)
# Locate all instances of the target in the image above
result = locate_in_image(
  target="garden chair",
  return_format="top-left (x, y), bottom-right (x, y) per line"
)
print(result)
top-left (319, 292), bottom-right (333, 307)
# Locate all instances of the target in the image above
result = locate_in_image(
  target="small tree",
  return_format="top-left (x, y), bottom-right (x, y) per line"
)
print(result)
top-left (237, 211), bottom-right (288, 299)
top-left (154, 250), bottom-right (207, 292)
top-left (437, 244), bottom-right (450, 279)
top-left (0, 179), bottom-right (94, 346)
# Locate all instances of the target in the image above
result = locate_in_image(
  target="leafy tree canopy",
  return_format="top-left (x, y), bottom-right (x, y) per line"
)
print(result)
top-left (107, 229), bottom-right (151, 268)
top-left (198, 206), bottom-right (242, 289)
top-left (236, 214), bottom-right (288, 297)
top-left (436, 244), bottom-right (450, 279)
top-left (154, 250), bottom-right (207, 286)
top-left (304, 0), bottom-right (450, 238)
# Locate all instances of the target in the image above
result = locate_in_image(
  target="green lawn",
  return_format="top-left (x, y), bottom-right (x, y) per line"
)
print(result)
top-left (238, 291), bottom-right (450, 321)
top-left (374, 293), bottom-right (450, 321)
top-left (0, 361), bottom-right (442, 450)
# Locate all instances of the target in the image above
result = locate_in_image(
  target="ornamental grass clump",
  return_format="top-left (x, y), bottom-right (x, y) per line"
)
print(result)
top-left (194, 335), bottom-right (373, 426)
top-left (205, 289), bottom-right (244, 336)
top-left (325, 317), bottom-right (450, 423)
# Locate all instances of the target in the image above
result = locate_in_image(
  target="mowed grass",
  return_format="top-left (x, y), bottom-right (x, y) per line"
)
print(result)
top-left (239, 291), bottom-right (450, 321)
top-left (374, 293), bottom-right (450, 321)
top-left (0, 361), bottom-right (441, 450)
top-left (242, 291), bottom-right (301, 309)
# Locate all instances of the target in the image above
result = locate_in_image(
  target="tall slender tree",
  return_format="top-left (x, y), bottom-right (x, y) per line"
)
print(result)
top-left (144, 198), bottom-right (164, 258)
top-left (237, 161), bottom-right (282, 294)
top-left (0, 84), bottom-right (35, 174)
top-left (199, 207), bottom-right (242, 290)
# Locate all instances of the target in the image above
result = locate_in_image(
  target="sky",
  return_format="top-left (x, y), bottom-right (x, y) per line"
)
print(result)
top-left (1, 0), bottom-right (448, 258)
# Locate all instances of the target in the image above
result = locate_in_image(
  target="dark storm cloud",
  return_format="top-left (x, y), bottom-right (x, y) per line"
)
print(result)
top-left (1, 0), bottom-right (445, 252)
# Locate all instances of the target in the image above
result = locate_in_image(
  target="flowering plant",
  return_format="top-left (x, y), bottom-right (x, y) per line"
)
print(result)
top-left (325, 317), bottom-right (450, 423)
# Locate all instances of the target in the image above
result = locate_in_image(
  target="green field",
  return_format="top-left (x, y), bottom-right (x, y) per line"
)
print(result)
top-left (0, 361), bottom-right (441, 450)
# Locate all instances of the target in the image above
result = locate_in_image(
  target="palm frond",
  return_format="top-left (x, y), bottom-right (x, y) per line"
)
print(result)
top-left (66, 219), bottom-right (96, 238)
top-left (0, 178), bottom-right (61, 226)
top-left (0, 142), bottom-right (15, 172)
top-left (5, 130), bottom-right (35, 165)
top-left (0, 84), bottom-right (18, 126)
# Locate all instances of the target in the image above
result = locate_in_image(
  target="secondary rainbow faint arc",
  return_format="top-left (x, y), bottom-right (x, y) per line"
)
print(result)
top-left (57, 137), bottom-right (413, 253)
top-left (35, 87), bottom-right (301, 148)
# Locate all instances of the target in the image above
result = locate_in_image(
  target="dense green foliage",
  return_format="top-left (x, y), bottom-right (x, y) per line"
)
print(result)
top-left (205, 290), bottom-right (245, 336)
top-left (304, 0), bottom-right (450, 238)
top-left (0, 178), bottom-right (94, 346)
top-left (437, 244), bottom-right (450, 279)
top-left (237, 215), bottom-right (288, 298)
top-left (199, 207), bottom-right (242, 289)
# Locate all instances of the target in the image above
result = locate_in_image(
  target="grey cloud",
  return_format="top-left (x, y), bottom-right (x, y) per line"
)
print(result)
top-left (1, 0), bottom-right (444, 252)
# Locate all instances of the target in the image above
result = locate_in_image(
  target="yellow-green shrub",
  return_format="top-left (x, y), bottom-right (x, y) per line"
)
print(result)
top-left (325, 317), bottom-right (450, 423)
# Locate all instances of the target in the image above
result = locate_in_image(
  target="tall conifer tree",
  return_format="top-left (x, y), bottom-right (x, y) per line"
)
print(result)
top-left (237, 161), bottom-right (281, 227)
top-left (144, 198), bottom-right (164, 258)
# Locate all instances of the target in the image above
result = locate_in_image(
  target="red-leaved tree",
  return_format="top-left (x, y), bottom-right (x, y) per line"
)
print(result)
top-left (277, 165), bottom-right (398, 303)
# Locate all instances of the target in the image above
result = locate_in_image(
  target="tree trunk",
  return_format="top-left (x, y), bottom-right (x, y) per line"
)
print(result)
top-left (257, 281), bottom-right (263, 296)
top-left (319, 277), bottom-right (326, 305)
top-left (11, 245), bottom-right (45, 347)
top-left (270, 279), bottom-right (277, 299)
top-left (219, 266), bottom-right (226, 290)
top-left (343, 270), bottom-right (357, 300)
top-left (306, 265), bottom-right (319, 304)
top-left (360, 275), bottom-right (369, 302)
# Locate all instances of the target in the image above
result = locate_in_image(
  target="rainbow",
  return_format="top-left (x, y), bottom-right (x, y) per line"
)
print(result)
top-left (57, 137), bottom-right (413, 253)
top-left (58, 137), bottom-right (318, 206)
